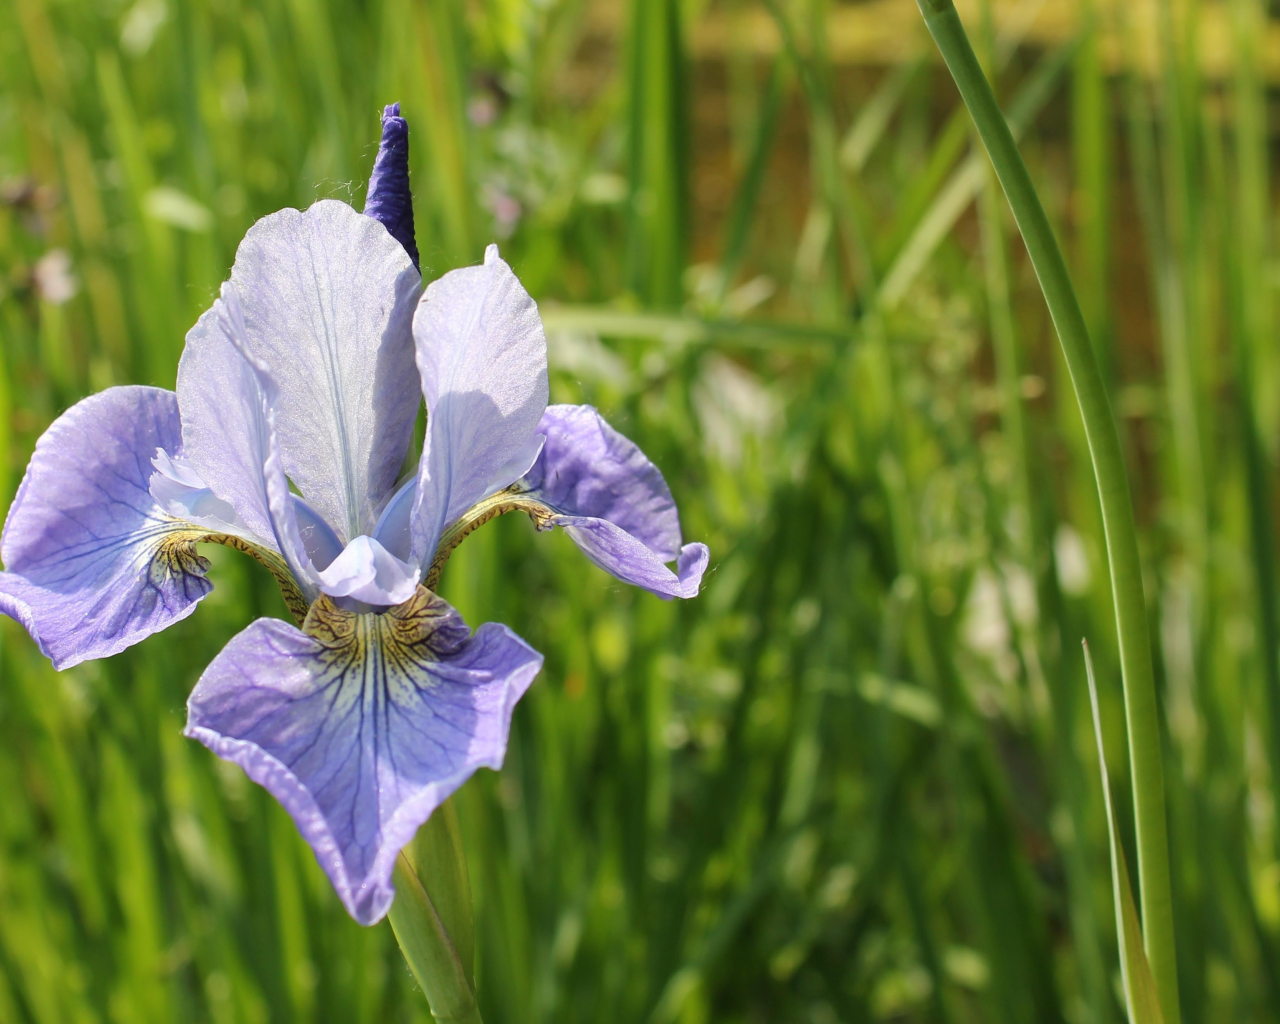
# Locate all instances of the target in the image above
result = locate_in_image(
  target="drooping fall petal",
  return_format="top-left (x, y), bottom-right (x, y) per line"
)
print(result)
top-left (0, 387), bottom-right (214, 668)
top-left (185, 587), bottom-right (542, 925)
top-left (517, 404), bottom-right (708, 599)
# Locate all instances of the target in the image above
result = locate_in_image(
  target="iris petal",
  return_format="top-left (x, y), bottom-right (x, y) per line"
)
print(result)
top-left (518, 404), bottom-right (708, 599)
top-left (179, 291), bottom-right (285, 550)
top-left (410, 245), bottom-right (548, 568)
top-left (291, 495), bottom-right (344, 571)
top-left (370, 435), bottom-right (547, 565)
top-left (229, 200), bottom-right (422, 541)
top-left (371, 475), bottom-right (416, 562)
top-left (315, 535), bottom-right (419, 608)
top-left (485, 432), bottom-right (545, 497)
top-left (178, 282), bottom-right (319, 601)
top-left (555, 517), bottom-right (709, 600)
top-left (0, 387), bottom-right (213, 668)
top-left (149, 449), bottom-right (255, 542)
top-left (525, 404), bottom-right (683, 557)
top-left (184, 588), bottom-right (542, 925)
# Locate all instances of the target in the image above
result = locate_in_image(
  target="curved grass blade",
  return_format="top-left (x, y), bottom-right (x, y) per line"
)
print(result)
top-left (913, 3), bottom-right (1180, 1017)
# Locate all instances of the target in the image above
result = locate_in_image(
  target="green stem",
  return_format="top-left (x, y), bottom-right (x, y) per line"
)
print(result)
top-left (913, 2), bottom-right (1180, 1021)
top-left (387, 799), bottom-right (482, 1023)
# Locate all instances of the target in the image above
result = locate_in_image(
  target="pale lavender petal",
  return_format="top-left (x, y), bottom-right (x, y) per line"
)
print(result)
top-left (410, 244), bottom-right (548, 567)
top-left (314, 535), bottom-right (418, 607)
top-left (0, 387), bottom-right (213, 669)
top-left (230, 200), bottom-right (422, 540)
top-left (291, 495), bottom-right (344, 571)
top-left (371, 476), bottom-right (415, 562)
top-left (149, 449), bottom-right (252, 541)
top-left (178, 282), bottom-right (318, 599)
top-left (514, 404), bottom-right (707, 599)
top-left (554, 517), bottom-right (708, 599)
top-left (176, 299), bottom-right (277, 548)
top-left (369, 435), bottom-right (545, 564)
top-left (185, 589), bottom-right (543, 925)
top-left (363, 102), bottom-right (418, 270)
top-left (485, 432), bottom-right (545, 497)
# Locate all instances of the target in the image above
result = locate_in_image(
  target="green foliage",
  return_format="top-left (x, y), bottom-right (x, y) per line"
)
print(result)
top-left (1, 0), bottom-right (1278, 1022)
top-left (1086, 641), bottom-right (1164, 1024)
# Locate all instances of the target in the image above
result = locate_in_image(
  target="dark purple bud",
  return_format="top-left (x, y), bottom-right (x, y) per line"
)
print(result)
top-left (363, 102), bottom-right (418, 270)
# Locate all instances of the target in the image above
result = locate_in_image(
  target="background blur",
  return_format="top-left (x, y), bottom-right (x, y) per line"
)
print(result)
top-left (1, 0), bottom-right (1279, 1020)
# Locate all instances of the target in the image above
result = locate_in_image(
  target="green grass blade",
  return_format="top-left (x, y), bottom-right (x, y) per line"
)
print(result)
top-left (913, 3), bottom-right (1180, 1019)
top-left (626, 0), bottom-right (687, 307)
top-left (1084, 641), bottom-right (1166, 1024)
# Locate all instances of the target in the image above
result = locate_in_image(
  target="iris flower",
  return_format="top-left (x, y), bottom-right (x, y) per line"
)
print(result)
top-left (0, 105), bottom-right (708, 925)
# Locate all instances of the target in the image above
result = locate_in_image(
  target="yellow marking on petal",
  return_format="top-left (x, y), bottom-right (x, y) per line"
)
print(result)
top-left (424, 490), bottom-right (554, 591)
top-left (301, 587), bottom-right (462, 678)
top-left (158, 525), bottom-right (311, 625)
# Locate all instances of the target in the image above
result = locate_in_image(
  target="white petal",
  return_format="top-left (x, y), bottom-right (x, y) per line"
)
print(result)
top-left (229, 199), bottom-right (422, 541)
top-left (177, 282), bottom-right (320, 600)
top-left (315, 535), bottom-right (419, 607)
top-left (410, 244), bottom-right (548, 566)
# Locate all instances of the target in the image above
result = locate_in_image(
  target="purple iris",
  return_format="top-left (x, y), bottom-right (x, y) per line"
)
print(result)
top-left (0, 105), bottom-right (708, 926)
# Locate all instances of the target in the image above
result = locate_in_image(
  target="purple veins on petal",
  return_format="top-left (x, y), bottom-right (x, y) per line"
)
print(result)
top-left (184, 587), bottom-right (543, 925)
top-left (364, 102), bottom-right (419, 270)
top-left (518, 404), bottom-right (709, 599)
top-left (0, 387), bottom-right (214, 669)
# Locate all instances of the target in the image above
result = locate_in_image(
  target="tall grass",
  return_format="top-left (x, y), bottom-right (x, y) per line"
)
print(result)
top-left (0, 0), bottom-right (1278, 1021)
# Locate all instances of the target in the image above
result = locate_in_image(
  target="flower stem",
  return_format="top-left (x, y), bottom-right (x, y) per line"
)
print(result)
top-left (387, 799), bottom-right (482, 1023)
top-left (913, 1), bottom-right (1180, 1020)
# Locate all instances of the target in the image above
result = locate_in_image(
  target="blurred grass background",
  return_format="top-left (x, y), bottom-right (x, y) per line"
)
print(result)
top-left (2, 0), bottom-right (1280, 1020)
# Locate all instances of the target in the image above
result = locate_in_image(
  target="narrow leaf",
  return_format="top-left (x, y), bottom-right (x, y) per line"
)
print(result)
top-left (1083, 640), bottom-right (1165, 1024)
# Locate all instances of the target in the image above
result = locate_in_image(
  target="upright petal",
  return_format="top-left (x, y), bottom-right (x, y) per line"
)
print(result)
top-left (410, 245), bottom-right (548, 566)
top-left (230, 200), bottom-right (422, 541)
top-left (0, 387), bottom-right (213, 668)
top-left (363, 102), bottom-right (418, 270)
top-left (517, 404), bottom-right (707, 599)
top-left (185, 588), bottom-right (543, 925)
top-left (369, 434), bottom-right (544, 564)
top-left (177, 282), bottom-right (319, 601)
